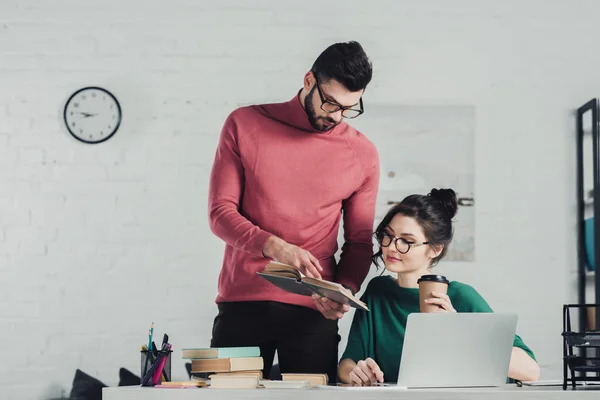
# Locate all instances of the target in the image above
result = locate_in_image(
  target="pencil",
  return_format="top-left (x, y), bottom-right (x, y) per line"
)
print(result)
top-left (144, 329), bottom-right (152, 376)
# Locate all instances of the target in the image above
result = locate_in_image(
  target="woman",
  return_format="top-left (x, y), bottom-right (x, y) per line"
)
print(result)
top-left (337, 188), bottom-right (540, 385)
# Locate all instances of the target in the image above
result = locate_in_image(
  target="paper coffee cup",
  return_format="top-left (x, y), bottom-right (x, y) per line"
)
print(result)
top-left (417, 274), bottom-right (450, 313)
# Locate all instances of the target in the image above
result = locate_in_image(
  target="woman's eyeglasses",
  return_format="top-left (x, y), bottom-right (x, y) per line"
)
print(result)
top-left (375, 231), bottom-right (429, 254)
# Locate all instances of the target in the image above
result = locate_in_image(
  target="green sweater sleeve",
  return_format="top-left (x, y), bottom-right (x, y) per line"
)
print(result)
top-left (340, 290), bottom-right (372, 363)
top-left (450, 282), bottom-right (537, 362)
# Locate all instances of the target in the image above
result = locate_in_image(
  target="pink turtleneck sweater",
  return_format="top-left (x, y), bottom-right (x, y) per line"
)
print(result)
top-left (208, 92), bottom-right (380, 309)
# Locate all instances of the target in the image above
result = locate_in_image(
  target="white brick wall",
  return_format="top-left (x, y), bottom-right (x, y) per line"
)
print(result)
top-left (0, 0), bottom-right (597, 398)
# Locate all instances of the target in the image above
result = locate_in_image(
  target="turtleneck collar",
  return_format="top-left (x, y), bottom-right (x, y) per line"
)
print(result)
top-left (256, 90), bottom-right (346, 134)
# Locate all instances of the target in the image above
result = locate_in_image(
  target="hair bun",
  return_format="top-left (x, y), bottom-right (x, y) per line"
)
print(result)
top-left (428, 188), bottom-right (458, 219)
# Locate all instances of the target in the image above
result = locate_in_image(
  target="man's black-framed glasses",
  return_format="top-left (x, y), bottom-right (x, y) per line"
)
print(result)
top-left (313, 73), bottom-right (364, 119)
top-left (375, 231), bottom-right (429, 254)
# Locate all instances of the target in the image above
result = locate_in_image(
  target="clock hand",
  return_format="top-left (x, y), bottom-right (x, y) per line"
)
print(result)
top-left (75, 112), bottom-right (98, 118)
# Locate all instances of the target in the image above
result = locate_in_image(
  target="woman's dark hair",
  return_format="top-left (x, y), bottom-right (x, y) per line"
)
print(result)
top-left (311, 41), bottom-right (373, 92)
top-left (373, 188), bottom-right (458, 269)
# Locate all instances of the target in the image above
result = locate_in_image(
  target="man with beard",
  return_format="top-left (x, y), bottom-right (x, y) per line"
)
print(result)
top-left (207, 41), bottom-right (379, 383)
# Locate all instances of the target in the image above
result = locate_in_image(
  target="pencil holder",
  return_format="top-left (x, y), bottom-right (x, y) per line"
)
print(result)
top-left (140, 349), bottom-right (172, 385)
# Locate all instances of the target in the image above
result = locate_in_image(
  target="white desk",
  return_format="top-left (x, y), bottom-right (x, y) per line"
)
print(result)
top-left (103, 385), bottom-right (600, 400)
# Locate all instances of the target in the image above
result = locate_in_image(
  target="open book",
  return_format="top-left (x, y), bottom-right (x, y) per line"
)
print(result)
top-left (257, 261), bottom-right (369, 311)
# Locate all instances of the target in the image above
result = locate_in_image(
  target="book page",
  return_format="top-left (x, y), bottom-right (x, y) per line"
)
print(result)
top-left (263, 261), bottom-right (303, 279)
top-left (302, 277), bottom-right (348, 293)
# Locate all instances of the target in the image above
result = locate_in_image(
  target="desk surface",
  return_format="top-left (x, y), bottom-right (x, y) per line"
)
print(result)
top-left (103, 384), bottom-right (600, 400)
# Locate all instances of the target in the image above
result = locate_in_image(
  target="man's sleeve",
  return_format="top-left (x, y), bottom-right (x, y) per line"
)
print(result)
top-left (208, 111), bottom-right (272, 257)
top-left (336, 148), bottom-right (380, 293)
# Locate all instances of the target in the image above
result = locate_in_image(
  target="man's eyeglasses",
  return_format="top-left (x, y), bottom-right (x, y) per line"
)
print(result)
top-left (313, 73), bottom-right (364, 119)
top-left (375, 231), bottom-right (429, 254)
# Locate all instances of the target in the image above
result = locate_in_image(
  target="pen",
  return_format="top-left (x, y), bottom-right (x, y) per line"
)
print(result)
top-left (143, 332), bottom-right (152, 378)
top-left (161, 333), bottom-right (169, 382)
top-left (155, 343), bottom-right (172, 385)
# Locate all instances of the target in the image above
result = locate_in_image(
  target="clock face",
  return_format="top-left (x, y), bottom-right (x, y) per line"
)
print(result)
top-left (63, 87), bottom-right (122, 144)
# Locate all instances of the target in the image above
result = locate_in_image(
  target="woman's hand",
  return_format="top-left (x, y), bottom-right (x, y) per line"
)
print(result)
top-left (348, 358), bottom-right (384, 385)
top-left (424, 291), bottom-right (456, 312)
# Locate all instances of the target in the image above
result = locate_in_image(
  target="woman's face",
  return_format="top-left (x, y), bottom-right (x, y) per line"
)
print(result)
top-left (381, 214), bottom-right (438, 274)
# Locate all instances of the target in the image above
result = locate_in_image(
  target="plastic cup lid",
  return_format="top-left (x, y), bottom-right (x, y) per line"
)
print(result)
top-left (417, 274), bottom-right (449, 284)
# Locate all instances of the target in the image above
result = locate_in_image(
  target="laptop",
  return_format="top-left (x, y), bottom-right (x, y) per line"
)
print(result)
top-left (396, 312), bottom-right (518, 388)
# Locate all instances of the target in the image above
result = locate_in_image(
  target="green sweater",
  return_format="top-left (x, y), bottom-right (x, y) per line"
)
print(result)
top-left (341, 276), bottom-right (536, 382)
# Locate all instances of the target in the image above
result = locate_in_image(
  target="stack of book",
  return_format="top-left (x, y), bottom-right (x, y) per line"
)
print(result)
top-left (182, 346), bottom-right (263, 389)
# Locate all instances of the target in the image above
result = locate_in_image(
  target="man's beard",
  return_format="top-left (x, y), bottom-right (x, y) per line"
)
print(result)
top-left (304, 86), bottom-right (338, 132)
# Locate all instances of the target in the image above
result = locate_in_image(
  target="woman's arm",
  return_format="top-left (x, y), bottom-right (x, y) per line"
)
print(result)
top-left (508, 347), bottom-right (540, 382)
top-left (338, 283), bottom-right (376, 383)
top-left (445, 284), bottom-right (540, 382)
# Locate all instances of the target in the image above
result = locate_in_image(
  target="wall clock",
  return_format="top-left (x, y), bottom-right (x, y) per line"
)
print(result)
top-left (63, 86), bottom-right (122, 144)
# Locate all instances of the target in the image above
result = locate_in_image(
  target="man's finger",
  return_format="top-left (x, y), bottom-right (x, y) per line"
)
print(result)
top-left (320, 300), bottom-right (347, 318)
top-left (314, 300), bottom-right (326, 314)
top-left (303, 259), bottom-right (322, 279)
top-left (313, 297), bottom-right (339, 319)
top-left (321, 297), bottom-right (346, 311)
top-left (308, 253), bottom-right (324, 272)
top-left (319, 298), bottom-right (335, 311)
top-left (312, 297), bottom-right (327, 314)
top-left (301, 263), bottom-right (319, 278)
top-left (319, 297), bottom-right (338, 309)
top-left (319, 298), bottom-right (334, 311)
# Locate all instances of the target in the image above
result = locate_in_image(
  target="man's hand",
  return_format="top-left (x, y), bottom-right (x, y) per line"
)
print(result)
top-left (262, 236), bottom-right (323, 279)
top-left (312, 294), bottom-right (351, 320)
